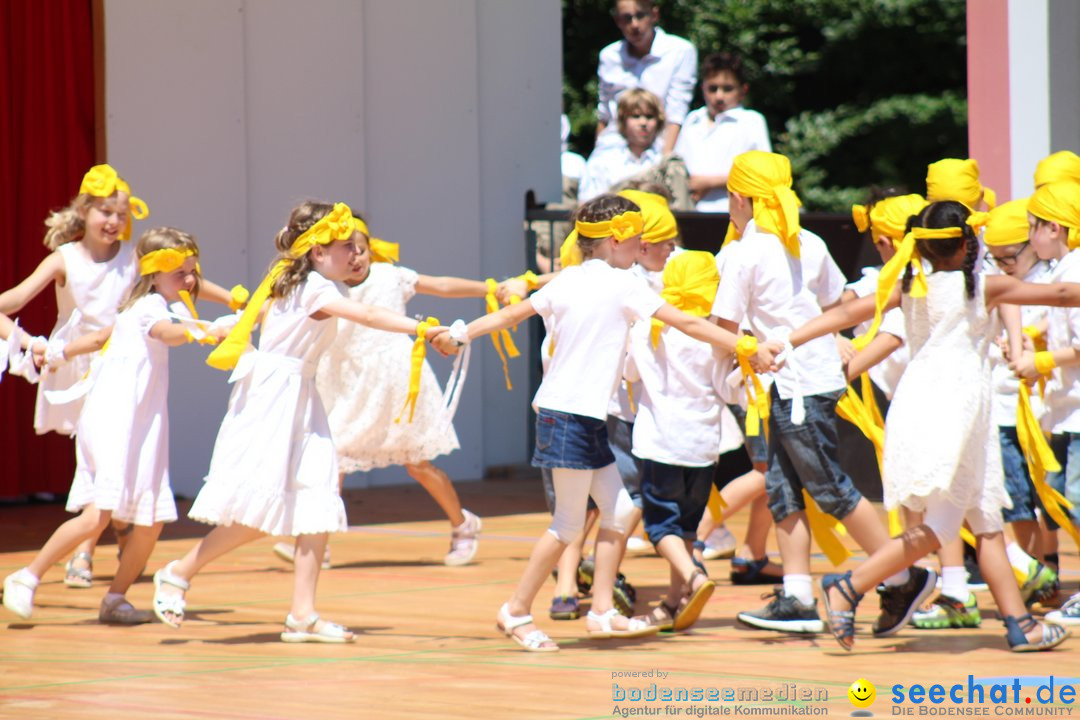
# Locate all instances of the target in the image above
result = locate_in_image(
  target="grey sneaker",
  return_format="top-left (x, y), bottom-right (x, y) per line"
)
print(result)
top-left (444, 509), bottom-right (481, 566)
top-left (1045, 593), bottom-right (1080, 627)
top-left (736, 587), bottom-right (824, 634)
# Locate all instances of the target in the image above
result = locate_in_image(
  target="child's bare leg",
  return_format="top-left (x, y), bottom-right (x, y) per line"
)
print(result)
top-left (505, 531), bottom-right (567, 646)
top-left (161, 524), bottom-right (266, 589)
top-left (838, 497), bottom-right (891, 555)
top-left (977, 531), bottom-right (1047, 643)
top-left (718, 468), bottom-right (767, 518)
top-left (775, 511), bottom-right (812, 575)
top-left (1010, 520), bottom-right (1043, 559)
top-left (29, 506), bottom-right (112, 580)
top-left (742, 495), bottom-right (774, 559)
top-left (827, 525), bottom-right (941, 606)
top-left (655, 535), bottom-right (697, 590)
top-left (108, 522), bottom-right (163, 595)
top-left (405, 461), bottom-right (465, 527)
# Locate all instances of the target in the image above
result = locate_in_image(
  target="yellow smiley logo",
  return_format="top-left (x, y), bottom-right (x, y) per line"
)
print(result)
top-left (848, 678), bottom-right (876, 709)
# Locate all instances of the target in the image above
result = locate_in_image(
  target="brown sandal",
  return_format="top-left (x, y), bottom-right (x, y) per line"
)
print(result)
top-left (673, 570), bottom-right (715, 631)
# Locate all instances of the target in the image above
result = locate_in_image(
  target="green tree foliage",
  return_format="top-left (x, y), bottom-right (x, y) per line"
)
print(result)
top-left (563, 0), bottom-right (968, 210)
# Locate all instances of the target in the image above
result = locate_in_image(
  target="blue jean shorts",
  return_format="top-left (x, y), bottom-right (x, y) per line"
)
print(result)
top-left (1045, 432), bottom-right (1080, 528)
top-left (532, 408), bottom-right (616, 470)
top-left (727, 403), bottom-right (768, 466)
top-left (765, 390), bottom-right (863, 523)
top-left (641, 459), bottom-right (714, 543)
top-left (1000, 426), bottom-right (1042, 523)
top-left (606, 416), bottom-right (643, 506)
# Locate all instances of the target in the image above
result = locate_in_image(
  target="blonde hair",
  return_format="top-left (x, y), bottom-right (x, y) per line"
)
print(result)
top-left (43, 194), bottom-right (95, 250)
top-left (616, 88), bottom-right (665, 137)
top-left (270, 200), bottom-right (335, 299)
top-left (119, 227), bottom-right (201, 312)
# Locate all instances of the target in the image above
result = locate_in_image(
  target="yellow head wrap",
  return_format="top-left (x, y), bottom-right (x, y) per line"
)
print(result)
top-left (1034, 151), bottom-right (1080, 188)
top-left (926, 158), bottom-right (996, 210)
top-left (352, 217), bottom-right (399, 264)
top-left (983, 198), bottom-right (1032, 247)
top-left (650, 250), bottom-right (718, 347)
top-left (723, 151), bottom-right (802, 257)
top-left (207, 202), bottom-right (356, 370)
top-left (139, 247), bottom-right (196, 276)
top-left (851, 194), bottom-right (927, 242)
top-left (617, 190), bottom-right (678, 244)
top-left (79, 164), bottom-right (150, 241)
top-left (558, 208), bottom-right (644, 269)
top-left (1029, 181), bottom-right (1080, 250)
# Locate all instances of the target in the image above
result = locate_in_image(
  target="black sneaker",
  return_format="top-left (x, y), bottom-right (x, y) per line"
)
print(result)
top-left (613, 575), bottom-right (635, 617)
top-left (736, 587), bottom-right (824, 633)
top-left (873, 566), bottom-right (937, 637)
top-left (576, 557), bottom-right (594, 596)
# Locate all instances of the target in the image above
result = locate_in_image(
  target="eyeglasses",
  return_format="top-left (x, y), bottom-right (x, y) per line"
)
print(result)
top-left (985, 243), bottom-right (1031, 269)
top-left (614, 10), bottom-right (649, 25)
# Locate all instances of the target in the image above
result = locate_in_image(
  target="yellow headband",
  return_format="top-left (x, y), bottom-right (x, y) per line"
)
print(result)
top-left (352, 217), bottom-right (400, 264)
top-left (650, 250), bottom-right (718, 347)
top-left (926, 158), bottom-right (996, 210)
top-left (724, 150), bottom-right (802, 257)
top-left (1029, 181), bottom-right (1080, 249)
top-left (560, 209), bottom-right (645, 269)
top-left (984, 198), bottom-right (1032, 247)
top-left (139, 247), bottom-right (197, 276)
top-left (617, 190), bottom-right (678, 244)
top-left (852, 194), bottom-right (928, 242)
top-left (1035, 151), bottom-right (1080, 188)
top-left (79, 164), bottom-right (150, 240)
top-left (207, 202), bottom-right (356, 370)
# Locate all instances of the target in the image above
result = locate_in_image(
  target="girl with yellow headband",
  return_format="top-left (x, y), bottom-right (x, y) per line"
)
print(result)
top-left (151, 201), bottom-right (446, 643)
top-left (788, 200), bottom-right (1077, 652)
top-left (2, 227), bottom-right (226, 625)
top-left (433, 194), bottom-right (780, 651)
top-left (272, 213), bottom-right (491, 571)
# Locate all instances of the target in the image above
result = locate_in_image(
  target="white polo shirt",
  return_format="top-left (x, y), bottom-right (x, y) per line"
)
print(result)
top-left (531, 259), bottom-right (664, 420)
top-left (579, 143), bottom-right (662, 202)
top-left (596, 27), bottom-right (697, 133)
top-left (1042, 250), bottom-right (1080, 434)
top-left (846, 265), bottom-right (909, 399)
top-left (988, 261), bottom-right (1051, 426)
top-left (674, 105), bottom-right (772, 213)
top-left (710, 221), bottom-right (847, 399)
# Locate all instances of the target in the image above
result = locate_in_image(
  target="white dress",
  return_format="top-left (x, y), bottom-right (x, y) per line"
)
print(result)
top-left (315, 263), bottom-right (459, 472)
top-left (189, 272), bottom-right (349, 536)
top-left (36, 241), bottom-right (138, 435)
top-left (881, 271), bottom-right (1011, 516)
top-left (66, 293), bottom-right (177, 525)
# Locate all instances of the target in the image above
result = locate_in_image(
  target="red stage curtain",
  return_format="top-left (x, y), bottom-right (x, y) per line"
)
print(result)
top-left (0, 1), bottom-right (96, 497)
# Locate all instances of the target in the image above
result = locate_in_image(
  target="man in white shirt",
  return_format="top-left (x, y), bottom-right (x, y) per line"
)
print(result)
top-left (674, 52), bottom-right (771, 212)
top-left (596, 0), bottom-right (696, 154)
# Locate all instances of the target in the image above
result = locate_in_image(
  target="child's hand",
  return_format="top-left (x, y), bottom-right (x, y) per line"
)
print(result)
top-left (32, 340), bottom-right (49, 368)
top-left (496, 278), bottom-right (529, 304)
top-left (1010, 351), bottom-right (1039, 381)
top-left (995, 335), bottom-right (1012, 361)
top-left (208, 325), bottom-right (231, 343)
top-left (426, 327), bottom-right (459, 356)
top-left (752, 340), bottom-right (785, 373)
top-left (835, 335), bottom-right (855, 364)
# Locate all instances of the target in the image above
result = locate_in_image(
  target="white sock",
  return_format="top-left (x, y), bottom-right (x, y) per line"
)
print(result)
top-left (1005, 542), bottom-right (1035, 574)
top-left (783, 574), bottom-right (814, 606)
top-left (940, 565), bottom-right (968, 602)
top-left (15, 567), bottom-right (39, 588)
top-left (883, 568), bottom-right (910, 587)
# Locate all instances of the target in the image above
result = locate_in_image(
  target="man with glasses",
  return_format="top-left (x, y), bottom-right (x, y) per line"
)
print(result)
top-left (596, 0), bottom-right (696, 155)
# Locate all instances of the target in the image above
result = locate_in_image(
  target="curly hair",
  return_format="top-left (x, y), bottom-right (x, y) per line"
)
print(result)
top-left (270, 201), bottom-right (336, 299)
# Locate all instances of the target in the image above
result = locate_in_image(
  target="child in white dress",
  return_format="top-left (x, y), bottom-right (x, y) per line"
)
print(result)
top-left (790, 200), bottom-right (1071, 652)
top-left (151, 201), bottom-right (444, 642)
top-left (2, 227), bottom-right (216, 624)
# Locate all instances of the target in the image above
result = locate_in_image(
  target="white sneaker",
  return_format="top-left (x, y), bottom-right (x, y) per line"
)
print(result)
top-left (1045, 593), bottom-right (1080, 627)
top-left (272, 542), bottom-right (332, 570)
top-left (625, 536), bottom-right (652, 554)
top-left (702, 527), bottom-right (736, 560)
top-left (3, 570), bottom-right (38, 619)
top-left (445, 509), bottom-right (481, 566)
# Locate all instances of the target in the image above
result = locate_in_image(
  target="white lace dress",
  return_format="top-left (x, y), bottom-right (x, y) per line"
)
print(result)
top-left (882, 271), bottom-right (1011, 516)
top-left (315, 263), bottom-right (459, 472)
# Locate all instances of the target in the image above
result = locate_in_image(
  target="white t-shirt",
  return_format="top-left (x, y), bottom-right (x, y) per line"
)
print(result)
top-left (846, 266), bottom-right (909, 399)
top-left (530, 259), bottom-right (664, 420)
top-left (608, 258), bottom-right (672, 422)
top-left (711, 221), bottom-right (847, 399)
top-left (562, 151), bottom-right (586, 181)
top-left (597, 27), bottom-right (697, 133)
top-left (674, 106), bottom-right (771, 213)
top-left (626, 318), bottom-right (727, 466)
top-left (579, 143), bottom-right (662, 202)
top-left (989, 261), bottom-right (1051, 426)
top-left (1043, 250), bottom-right (1080, 434)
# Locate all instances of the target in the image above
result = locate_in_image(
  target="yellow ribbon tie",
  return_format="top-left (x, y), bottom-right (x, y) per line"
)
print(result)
top-left (508, 270), bottom-right (539, 304)
top-left (1017, 382), bottom-right (1080, 549)
top-left (395, 317), bottom-right (439, 424)
top-left (706, 485), bottom-right (729, 523)
top-left (575, 210), bottom-right (644, 242)
top-left (368, 237), bottom-right (399, 264)
top-left (484, 278), bottom-right (519, 390)
top-left (79, 165), bottom-right (151, 241)
top-left (176, 290), bottom-right (218, 345)
top-left (139, 247), bottom-right (195, 276)
top-left (801, 490), bottom-right (852, 566)
top-left (207, 202), bottom-right (356, 370)
top-left (229, 284), bottom-right (250, 312)
top-left (735, 335), bottom-right (770, 442)
top-left (1034, 351), bottom-right (1057, 377)
top-left (851, 204), bottom-right (870, 233)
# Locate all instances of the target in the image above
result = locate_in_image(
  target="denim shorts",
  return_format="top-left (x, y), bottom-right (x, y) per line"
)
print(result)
top-left (532, 408), bottom-right (616, 470)
top-left (1044, 432), bottom-right (1080, 528)
top-left (641, 459), bottom-right (714, 544)
top-left (606, 416), bottom-right (642, 506)
top-left (727, 403), bottom-right (768, 466)
top-left (999, 426), bottom-right (1042, 523)
top-left (765, 390), bottom-right (863, 523)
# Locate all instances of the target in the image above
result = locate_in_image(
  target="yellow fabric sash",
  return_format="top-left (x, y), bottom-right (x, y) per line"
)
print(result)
top-left (853, 194), bottom-right (928, 243)
top-left (724, 151), bottom-right (802, 257)
top-left (926, 158), bottom-right (995, 210)
top-left (485, 278), bottom-right (519, 390)
top-left (617, 190), bottom-right (677, 244)
top-left (176, 289), bottom-right (218, 345)
top-left (1029, 181), bottom-right (1080, 250)
top-left (984, 198), bottom-right (1032, 247)
top-left (508, 270), bottom-right (539, 304)
top-left (139, 247), bottom-right (195, 276)
top-left (706, 485), bottom-right (728, 522)
top-left (802, 490), bottom-right (852, 566)
top-left (396, 317), bottom-right (440, 423)
top-left (735, 336), bottom-right (769, 441)
top-left (1017, 382), bottom-right (1080, 548)
top-left (1035, 151), bottom-right (1080, 188)
top-left (575, 210), bottom-right (644, 242)
top-left (351, 218), bottom-right (399, 263)
top-left (207, 202), bottom-right (356, 370)
top-left (229, 284), bottom-right (250, 312)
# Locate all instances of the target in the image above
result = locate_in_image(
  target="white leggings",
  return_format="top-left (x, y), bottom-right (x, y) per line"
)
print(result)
top-left (548, 464), bottom-right (635, 544)
top-left (920, 490), bottom-right (1004, 545)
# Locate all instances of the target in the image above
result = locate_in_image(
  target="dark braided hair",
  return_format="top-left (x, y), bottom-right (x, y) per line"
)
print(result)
top-left (570, 194), bottom-right (641, 259)
top-left (900, 200), bottom-right (977, 299)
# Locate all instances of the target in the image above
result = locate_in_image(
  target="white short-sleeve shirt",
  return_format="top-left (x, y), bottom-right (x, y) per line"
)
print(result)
top-left (259, 271), bottom-right (348, 365)
top-left (597, 27), bottom-right (697, 130)
top-left (579, 144), bottom-right (663, 202)
top-left (673, 106), bottom-right (772, 213)
top-left (989, 261), bottom-right (1051, 426)
top-left (530, 259), bottom-right (664, 420)
top-left (710, 221), bottom-right (846, 398)
top-left (1043, 250), bottom-right (1080, 434)
top-left (846, 265), bottom-right (909, 399)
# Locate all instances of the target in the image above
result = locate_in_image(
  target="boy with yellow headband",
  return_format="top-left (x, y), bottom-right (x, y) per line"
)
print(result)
top-left (713, 151), bottom-right (931, 636)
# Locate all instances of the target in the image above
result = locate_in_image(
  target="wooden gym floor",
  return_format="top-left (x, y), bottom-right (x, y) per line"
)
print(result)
top-left (0, 477), bottom-right (1076, 719)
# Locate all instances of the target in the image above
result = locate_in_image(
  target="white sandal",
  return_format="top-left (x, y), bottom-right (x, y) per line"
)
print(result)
top-left (2, 570), bottom-right (38, 619)
top-left (585, 608), bottom-right (659, 639)
top-left (152, 561), bottom-right (189, 628)
top-left (64, 551), bottom-right (94, 588)
top-left (281, 612), bottom-right (354, 643)
top-left (496, 602), bottom-right (558, 652)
